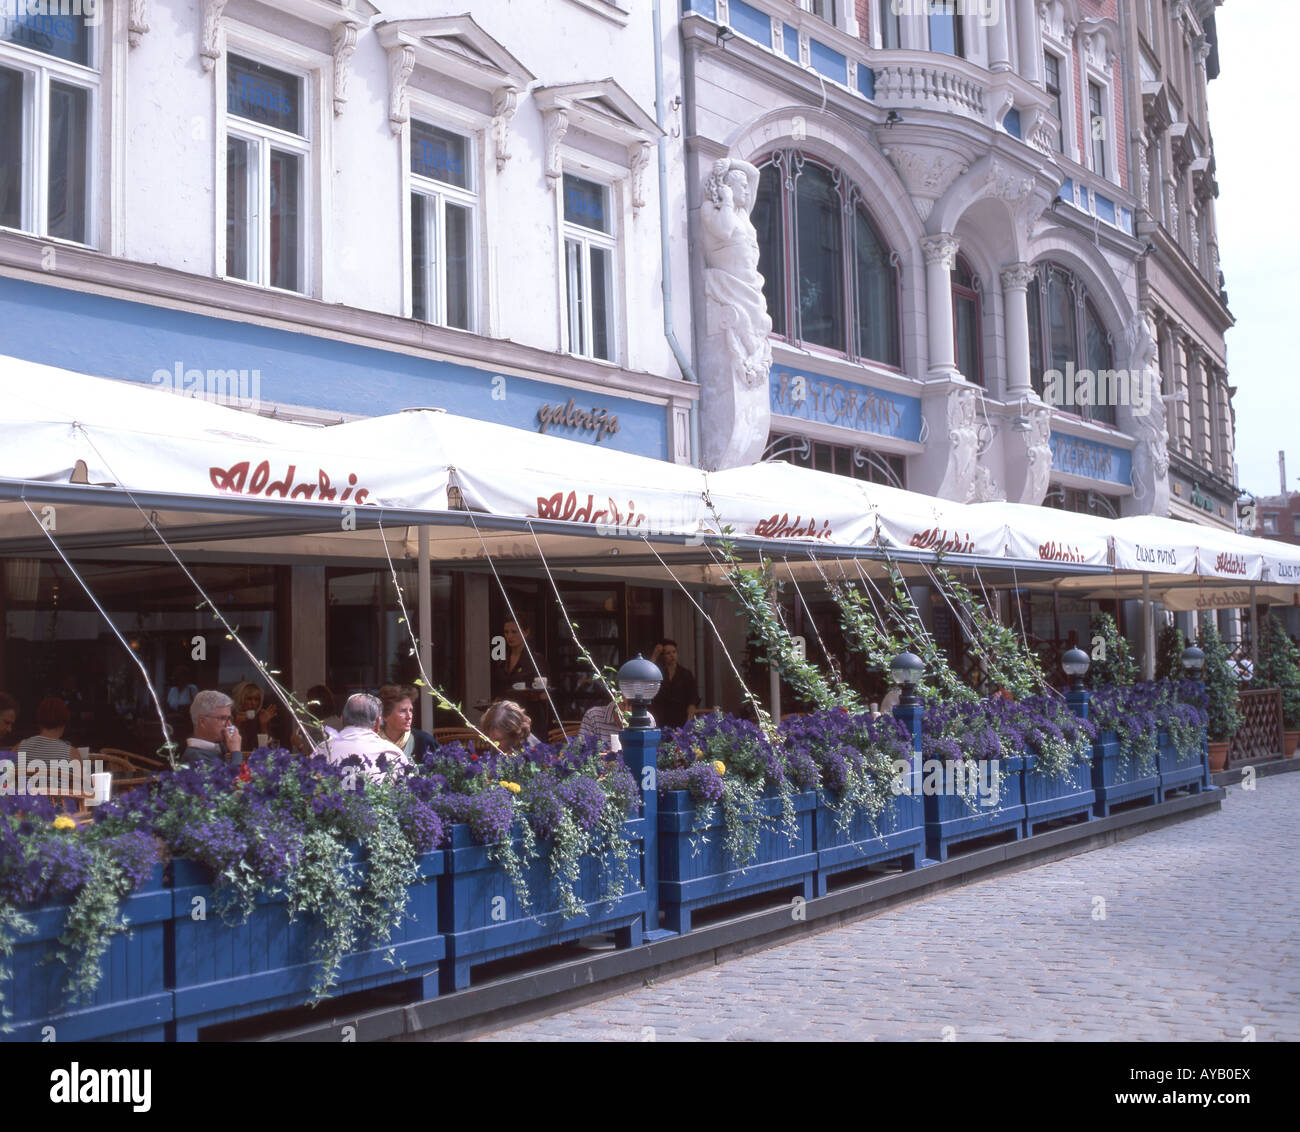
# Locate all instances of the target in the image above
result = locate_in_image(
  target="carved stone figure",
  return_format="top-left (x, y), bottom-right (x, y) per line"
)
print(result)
top-left (938, 386), bottom-right (979, 502)
top-left (699, 159), bottom-right (774, 469)
top-left (1020, 405), bottom-right (1053, 506)
top-left (1126, 311), bottom-right (1170, 514)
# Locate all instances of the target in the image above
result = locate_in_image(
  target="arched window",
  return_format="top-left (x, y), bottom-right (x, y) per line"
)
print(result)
top-left (754, 153), bottom-right (901, 367)
top-left (952, 255), bottom-right (982, 386)
top-left (1027, 262), bottom-right (1117, 427)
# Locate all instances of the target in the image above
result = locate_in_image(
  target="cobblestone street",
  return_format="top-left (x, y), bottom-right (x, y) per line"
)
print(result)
top-left (477, 772), bottom-right (1300, 1041)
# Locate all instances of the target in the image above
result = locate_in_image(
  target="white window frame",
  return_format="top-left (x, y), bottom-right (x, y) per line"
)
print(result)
top-left (560, 169), bottom-right (619, 363)
top-left (0, 19), bottom-right (99, 246)
top-left (406, 107), bottom-right (482, 331)
top-left (1043, 49), bottom-right (1066, 157)
top-left (215, 30), bottom-right (328, 297)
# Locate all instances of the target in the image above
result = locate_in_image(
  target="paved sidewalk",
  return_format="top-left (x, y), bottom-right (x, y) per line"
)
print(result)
top-left (476, 771), bottom-right (1299, 1041)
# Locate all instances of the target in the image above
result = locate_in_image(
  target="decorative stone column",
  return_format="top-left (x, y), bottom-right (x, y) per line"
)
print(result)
top-left (1017, 0), bottom-right (1042, 85)
top-left (1000, 262), bottom-right (1036, 399)
top-left (987, 5), bottom-right (1012, 71)
top-left (921, 234), bottom-right (961, 379)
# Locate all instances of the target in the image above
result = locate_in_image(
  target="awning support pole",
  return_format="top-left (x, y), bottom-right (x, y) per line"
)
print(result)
top-left (769, 589), bottom-right (782, 721)
top-left (418, 525), bottom-right (433, 729)
top-left (1250, 584), bottom-right (1259, 666)
top-left (1142, 572), bottom-right (1154, 681)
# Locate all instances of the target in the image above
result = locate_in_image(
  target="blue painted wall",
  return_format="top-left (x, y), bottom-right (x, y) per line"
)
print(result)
top-left (769, 363), bottom-right (922, 443)
top-left (0, 276), bottom-right (669, 460)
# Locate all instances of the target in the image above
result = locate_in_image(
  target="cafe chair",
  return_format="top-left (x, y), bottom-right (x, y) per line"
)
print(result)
top-left (432, 727), bottom-right (479, 746)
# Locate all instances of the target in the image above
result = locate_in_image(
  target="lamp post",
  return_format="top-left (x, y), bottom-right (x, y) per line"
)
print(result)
top-left (888, 650), bottom-right (925, 852)
top-left (615, 655), bottom-right (670, 940)
top-left (1181, 645), bottom-right (1205, 686)
top-left (1062, 646), bottom-right (1091, 720)
top-left (617, 655), bottom-right (662, 730)
top-left (890, 651), bottom-right (925, 708)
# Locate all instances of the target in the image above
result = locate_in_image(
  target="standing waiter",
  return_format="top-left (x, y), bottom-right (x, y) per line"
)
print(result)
top-left (650, 639), bottom-right (700, 731)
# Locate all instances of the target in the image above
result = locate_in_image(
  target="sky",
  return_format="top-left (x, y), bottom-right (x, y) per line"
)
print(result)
top-left (1207, 2), bottom-right (1300, 500)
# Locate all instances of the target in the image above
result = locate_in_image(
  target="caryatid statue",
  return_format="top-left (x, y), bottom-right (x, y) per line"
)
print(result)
top-left (1127, 309), bottom-right (1170, 515)
top-left (699, 158), bottom-right (774, 469)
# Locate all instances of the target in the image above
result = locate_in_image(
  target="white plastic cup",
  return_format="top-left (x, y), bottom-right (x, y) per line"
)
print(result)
top-left (76, 746), bottom-right (90, 758)
top-left (532, 676), bottom-right (548, 690)
top-left (89, 772), bottom-right (112, 807)
top-left (257, 733), bottom-right (271, 748)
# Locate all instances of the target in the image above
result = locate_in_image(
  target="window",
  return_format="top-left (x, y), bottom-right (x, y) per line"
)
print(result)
top-left (952, 256), bottom-right (982, 386)
top-left (755, 152), bottom-right (900, 367)
top-left (877, 0), bottom-right (901, 49)
top-left (929, 6), bottom-right (965, 58)
top-left (1044, 52), bottom-right (1065, 155)
top-left (562, 173), bottom-right (615, 361)
top-left (224, 54), bottom-right (308, 292)
top-left (1028, 263), bottom-right (1117, 427)
top-left (410, 121), bottom-right (475, 330)
top-left (805, 0), bottom-right (838, 23)
top-left (0, 10), bottom-right (95, 243)
top-left (1262, 514), bottom-right (1278, 535)
top-left (1088, 81), bottom-right (1107, 178)
top-left (770, 434), bottom-right (906, 488)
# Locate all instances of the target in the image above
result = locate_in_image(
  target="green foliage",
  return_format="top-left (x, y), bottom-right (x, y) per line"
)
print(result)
top-left (1086, 612), bottom-right (1138, 688)
top-left (935, 569), bottom-right (1046, 699)
top-left (721, 549), bottom-right (859, 714)
top-left (1153, 624), bottom-right (1187, 683)
top-left (1252, 616), bottom-right (1300, 730)
top-left (0, 905), bottom-right (36, 1030)
top-left (1199, 620), bottom-right (1242, 742)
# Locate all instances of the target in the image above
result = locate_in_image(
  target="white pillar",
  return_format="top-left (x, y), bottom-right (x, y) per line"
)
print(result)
top-left (1000, 262), bottom-right (1036, 398)
top-left (922, 233), bottom-right (960, 379)
top-left (987, 4), bottom-right (1012, 71)
top-left (1016, 0), bottom-right (1041, 84)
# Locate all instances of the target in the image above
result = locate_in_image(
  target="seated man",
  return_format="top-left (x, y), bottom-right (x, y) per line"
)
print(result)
top-left (579, 695), bottom-right (652, 751)
top-left (312, 693), bottom-right (409, 782)
top-left (184, 690), bottom-right (241, 767)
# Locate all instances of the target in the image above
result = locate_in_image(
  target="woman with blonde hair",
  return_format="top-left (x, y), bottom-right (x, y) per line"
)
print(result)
top-left (231, 680), bottom-right (278, 750)
top-left (479, 700), bottom-right (539, 754)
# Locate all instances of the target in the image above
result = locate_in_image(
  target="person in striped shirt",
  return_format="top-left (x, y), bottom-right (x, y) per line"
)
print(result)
top-left (17, 697), bottom-right (74, 761)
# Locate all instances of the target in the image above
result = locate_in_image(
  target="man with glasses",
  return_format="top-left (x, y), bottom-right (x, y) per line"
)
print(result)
top-left (183, 690), bottom-right (243, 767)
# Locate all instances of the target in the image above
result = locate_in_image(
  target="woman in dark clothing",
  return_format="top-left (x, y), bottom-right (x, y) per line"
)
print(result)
top-left (491, 618), bottom-right (551, 737)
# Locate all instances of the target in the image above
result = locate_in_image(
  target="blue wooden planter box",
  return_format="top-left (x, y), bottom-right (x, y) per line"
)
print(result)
top-left (1090, 731), bottom-right (1160, 816)
top-left (1157, 728), bottom-right (1209, 800)
top-left (0, 864), bottom-right (171, 1043)
top-left (813, 791), bottom-right (923, 895)
top-left (1023, 751), bottom-right (1096, 832)
top-left (169, 850), bottom-right (445, 1040)
top-left (439, 817), bottom-right (647, 993)
top-left (923, 756), bottom-right (1027, 862)
top-left (658, 789), bottom-right (817, 933)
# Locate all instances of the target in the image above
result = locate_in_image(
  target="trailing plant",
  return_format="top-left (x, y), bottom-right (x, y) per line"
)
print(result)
top-left (1199, 620), bottom-right (1242, 742)
top-left (0, 794), bottom-right (163, 1015)
top-left (934, 568), bottom-right (1046, 699)
top-left (1252, 615), bottom-right (1300, 729)
top-left (0, 901), bottom-right (35, 1031)
top-left (1154, 624), bottom-right (1188, 683)
top-left (417, 734), bottom-right (639, 919)
top-left (1086, 612), bottom-right (1139, 689)
top-left (1089, 682), bottom-right (1163, 776)
top-left (658, 713), bottom-right (795, 867)
top-left (780, 709), bottom-right (911, 838)
top-left (94, 748), bottom-right (443, 1003)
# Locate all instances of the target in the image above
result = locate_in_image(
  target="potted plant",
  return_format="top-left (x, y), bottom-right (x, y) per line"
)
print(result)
top-left (1086, 612), bottom-right (1138, 689)
top-left (1199, 621), bottom-right (1241, 772)
top-left (1252, 616), bottom-right (1300, 757)
top-left (1153, 624), bottom-right (1187, 683)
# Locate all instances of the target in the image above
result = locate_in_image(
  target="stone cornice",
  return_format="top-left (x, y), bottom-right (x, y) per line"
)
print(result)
top-left (0, 233), bottom-right (696, 406)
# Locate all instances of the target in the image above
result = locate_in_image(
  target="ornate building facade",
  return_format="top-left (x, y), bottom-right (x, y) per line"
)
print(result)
top-left (680, 0), bottom-right (1232, 538)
